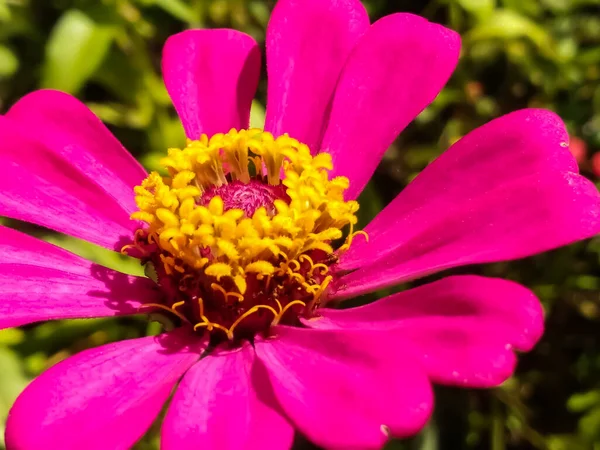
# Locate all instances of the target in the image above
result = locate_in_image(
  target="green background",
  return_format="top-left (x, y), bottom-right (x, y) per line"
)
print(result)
top-left (1, 0), bottom-right (600, 449)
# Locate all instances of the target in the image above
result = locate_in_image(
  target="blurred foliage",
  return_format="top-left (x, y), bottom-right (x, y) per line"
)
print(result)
top-left (1, 0), bottom-right (600, 449)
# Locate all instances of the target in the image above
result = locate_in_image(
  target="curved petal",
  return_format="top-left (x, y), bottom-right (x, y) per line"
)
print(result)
top-left (162, 343), bottom-right (293, 450)
top-left (306, 316), bottom-right (517, 388)
top-left (162, 29), bottom-right (260, 139)
top-left (321, 13), bottom-right (461, 199)
top-left (5, 332), bottom-right (202, 450)
top-left (0, 116), bottom-right (138, 251)
top-left (399, 317), bottom-right (517, 388)
top-left (0, 226), bottom-right (160, 329)
top-left (264, 0), bottom-right (369, 152)
top-left (339, 109), bottom-right (578, 271)
top-left (255, 326), bottom-right (433, 448)
top-left (6, 89), bottom-right (146, 215)
top-left (316, 276), bottom-right (543, 352)
top-left (333, 170), bottom-right (600, 299)
top-left (308, 288), bottom-right (526, 387)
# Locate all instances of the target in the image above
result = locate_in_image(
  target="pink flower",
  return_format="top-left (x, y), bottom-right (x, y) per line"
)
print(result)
top-left (2, 0), bottom-right (599, 449)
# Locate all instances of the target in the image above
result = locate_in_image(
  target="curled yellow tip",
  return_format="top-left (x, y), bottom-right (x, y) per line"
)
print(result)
top-left (354, 230), bottom-right (369, 242)
top-left (138, 303), bottom-right (190, 324)
top-left (272, 300), bottom-right (307, 326)
top-left (227, 305), bottom-right (279, 340)
top-left (312, 263), bottom-right (329, 276)
top-left (172, 301), bottom-right (186, 311)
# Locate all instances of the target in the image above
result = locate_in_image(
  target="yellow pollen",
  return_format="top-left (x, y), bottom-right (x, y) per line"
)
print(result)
top-left (129, 128), bottom-right (366, 340)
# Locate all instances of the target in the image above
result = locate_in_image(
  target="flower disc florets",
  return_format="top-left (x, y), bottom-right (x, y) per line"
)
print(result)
top-left (127, 129), bottom-right (364, 343)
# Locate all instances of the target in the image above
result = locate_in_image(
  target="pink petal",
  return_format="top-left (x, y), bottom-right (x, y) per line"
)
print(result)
top-left (162, 29), bottom-right (260, 139)
top-left (308, 280), bottom-right (528, 387)
top-left (6, 89), bottom-right (146, 215)
top-left (162, 343), bottom-right (293, 450)
top-left (0, 116), bottom-right (138, 251)
top-left (396, 317), bottom-right (518, 388)
top-left (264, 0), bottom-right (369, 152)
top-left (308, 276), bottom-right (537, 388)
top-left (307, 317), bottom-right (517, 388)
top-left (0, 226), bottom-right (160, 329)
top-left (339, 109), bottom-right (578, 271)
top-left (5, 332), bottom-right (202, 450)
top-left (322, 13), bottom-right (460, 199)
top-left (255, 326), bottom-right (433, 448)
top-left (333, 170), bottom-right (600, 299)
top-left (317, 276), bottom-right (543, 352)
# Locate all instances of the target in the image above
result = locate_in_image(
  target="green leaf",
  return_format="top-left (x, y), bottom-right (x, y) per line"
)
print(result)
top-left (356, 182), bottom-right (383, 231)
top-left (137, 0), bottom-right (198, 24)
top-left (250, 100), bottom-right (266, 129)
top-left (0, 45), bottom-right (18, 78)
top-left (579, 406), bottom-right (600, 440)
top-left (154, 0), bottom-right (198, 24)
top-left (457, 0), bottom-right (495, 20)
top-left (466, 9), bottom-right (559, 60)
top-left (42, 9), bottom-right (116, 94)
top-left (42, 234), bottom-right (144, 277)
top-left (0, 328), bottom-right (25, 346)
top-left (0, 348), bottom-right (30, 447)
top-left (93, 48), bottom-right (145, 103)
top-left (0, 3), bottom-right (10, 22)
top-left (568, 390), bottom-right (600, 412)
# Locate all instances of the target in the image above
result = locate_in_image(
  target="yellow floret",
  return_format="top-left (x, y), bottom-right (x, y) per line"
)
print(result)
top-left (131, 128), bottom-right (363, 296)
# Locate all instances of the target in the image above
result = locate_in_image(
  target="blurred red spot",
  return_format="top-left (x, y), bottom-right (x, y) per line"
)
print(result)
top-left (569, 137), bottom-right (587, 164)
top-left (591, 152), bottom-right (600, 178)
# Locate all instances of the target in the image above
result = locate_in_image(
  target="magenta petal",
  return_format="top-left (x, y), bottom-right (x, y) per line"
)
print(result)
top-left (396, 317), bottom-right (518, 387)
top-left (339, 109), bottom-right (579, 271)
top-left (0, 116), bottom-right (138, 251)
top-left (334, 170), bottom-right (600, 298)
top-left (264, 0), bottom-right (369, 152)
top-left (306, 316), bottom-right (517, 388)
top-left (162, 343), bottom-right (293, 450)
top-left (322, 13), bottom-right (460, 199)
top-left (5, 332), bottom-right (202, 450)
top-left (255, 326), bottom-right (433, 448)
top-left (0, 226), bottom-right (160, 329)
top-left (6, 90), bottom-right (146, 215)
top-left (162, 29), bottom-right (260, 139)
top-left (316, 275), bottom-right (543, 352)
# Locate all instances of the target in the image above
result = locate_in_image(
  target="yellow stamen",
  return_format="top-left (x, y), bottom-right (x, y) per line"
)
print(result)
top-left (131, 129), bottom-right (359, 278)
top-left (193, 321), bottom-right (230, 335)
top-left (272, 300), bottom-right (307, 326)
top-left (308, 275), bottom-right (333, 310)
top-left (210, 283), bottom-right (229, 301)
top-left (138, 303), bottom-right (190, 323)
top-left (172, 301), bottom-right (186, 311)
top-left (299, 254), bottom-right (314, 267)
top-left (128, 128), bottom-right (367, 338)
top-left (312, 263), bottom-right (329, 275)
top-left (274, 298), bottom-right (283, 313)
top-left (226, 305), bottom-right (279, 340)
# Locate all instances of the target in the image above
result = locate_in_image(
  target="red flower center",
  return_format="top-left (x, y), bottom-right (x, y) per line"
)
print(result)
top-left (198, 180), bottom-right (289, 217)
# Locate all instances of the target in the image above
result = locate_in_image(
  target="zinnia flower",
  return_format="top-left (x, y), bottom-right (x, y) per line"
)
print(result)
top-left (2, 0), bottom-right (599, 448)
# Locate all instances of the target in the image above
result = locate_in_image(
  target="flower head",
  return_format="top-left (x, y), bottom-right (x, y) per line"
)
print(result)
top-left (1, 0), bottom-right (600, 449)
top-left (128, 129), bottom-right (362, 342)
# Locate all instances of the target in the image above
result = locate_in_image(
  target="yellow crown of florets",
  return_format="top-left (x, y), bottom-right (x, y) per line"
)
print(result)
top-left (131, 129), bottom-right (361, 298)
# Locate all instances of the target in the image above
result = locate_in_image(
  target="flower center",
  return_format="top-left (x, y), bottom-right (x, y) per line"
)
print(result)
top-left (199, 180), bottom-right (289, 217)
top-left (125, 128), bottom-right (364, 343)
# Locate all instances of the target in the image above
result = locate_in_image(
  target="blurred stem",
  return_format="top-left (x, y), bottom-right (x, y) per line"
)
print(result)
top-left (191, 0), bottom-right (208, 27)
top-left (492, 396), bottom-right (506, 450)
